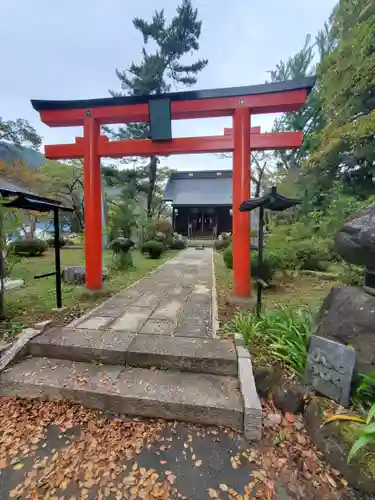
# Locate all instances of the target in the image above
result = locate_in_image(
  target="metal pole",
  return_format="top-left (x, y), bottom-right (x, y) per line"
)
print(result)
top-left (257, 206), bottom-right (264, 316)
top-left (54, 208), bottom-right (62, 309)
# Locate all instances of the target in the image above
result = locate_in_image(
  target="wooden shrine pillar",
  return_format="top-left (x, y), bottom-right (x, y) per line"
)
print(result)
top-left (232, 107), bottom-right (251, 297)
top-left (83, 115), bottom-right (102, 290)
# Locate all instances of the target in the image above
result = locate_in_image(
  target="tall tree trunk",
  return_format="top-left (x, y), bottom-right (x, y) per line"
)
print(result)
top-left (147, 156), bottom-right (158, 219)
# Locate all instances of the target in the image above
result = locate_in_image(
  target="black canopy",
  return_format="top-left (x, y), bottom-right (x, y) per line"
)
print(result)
top-left (0, 186), bottom-right (71, 213)
top-left (0, 185), bottom-right (73, 309)
top-left (240, 186), bottom-right (301, 213)
top-left (239, 186), bottom-right (301, 316)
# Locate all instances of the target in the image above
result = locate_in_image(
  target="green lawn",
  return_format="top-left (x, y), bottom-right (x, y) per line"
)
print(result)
top-left (0, 248), bottom-right (177, 340)
top-left (214, 251), bottom-right (337, 324)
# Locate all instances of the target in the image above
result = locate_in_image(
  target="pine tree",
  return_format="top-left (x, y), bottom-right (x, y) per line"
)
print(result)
top-left (110, 0), bottom-right (207, 217)
top-left (0, 117), bottom-right (41, 150)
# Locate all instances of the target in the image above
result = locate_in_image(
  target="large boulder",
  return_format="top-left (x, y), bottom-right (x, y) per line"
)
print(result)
top-left (335, 205), bottom-right (375, 267)
top-left (62, 266), bottom-right (109, 285)
top-left (316, 285), bottom-right (375, 373)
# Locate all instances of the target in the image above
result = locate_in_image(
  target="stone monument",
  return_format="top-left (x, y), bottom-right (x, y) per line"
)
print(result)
top-left (316, 204), bottom-right (375, 374)
top-left (305, 335), bottom-right (356, 407)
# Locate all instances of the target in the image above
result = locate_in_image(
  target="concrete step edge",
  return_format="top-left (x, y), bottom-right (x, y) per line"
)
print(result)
top-left (29, 331), bottom-right (238, 376)
top-left (0, 358), bottom-right (243, 430)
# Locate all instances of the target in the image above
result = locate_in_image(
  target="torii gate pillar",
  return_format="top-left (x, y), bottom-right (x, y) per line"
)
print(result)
top-left (84, 116), bottom-right (102, 290)
top-left (233, 107), bottom-right (251, 297)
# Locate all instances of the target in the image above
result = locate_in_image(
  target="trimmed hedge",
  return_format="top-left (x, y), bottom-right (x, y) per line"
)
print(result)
top-left (170, 239), bottom-right (186, 250)
top-left (223, 245), bottom-right (275, 283)
top-left (46, 237), bottom-right (67, 248)
top-left (141, 240), bottom-right (165, 259)
top-left (214, 239), bottom-right (231, 251)
top-left (11, 238), bottom-right (48, 257)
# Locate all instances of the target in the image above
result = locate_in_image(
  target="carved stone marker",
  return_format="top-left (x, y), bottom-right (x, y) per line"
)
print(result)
top-left (305, 335), bottom-right (356, 407)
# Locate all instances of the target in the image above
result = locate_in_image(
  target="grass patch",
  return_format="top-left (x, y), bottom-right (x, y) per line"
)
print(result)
top-left (0, 248), bottom-right (177, 340)
top-left (214, 251), bottom-right (337, 324)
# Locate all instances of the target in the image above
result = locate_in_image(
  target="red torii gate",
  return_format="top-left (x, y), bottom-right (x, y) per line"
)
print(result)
top-left (31, 77), bottom-right (314, 297)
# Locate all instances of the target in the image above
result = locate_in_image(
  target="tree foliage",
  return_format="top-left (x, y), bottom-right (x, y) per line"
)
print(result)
top-left (0, 118), bottom-right (41, 150)
top-left (109, 0), bottom-right (207, 217)
top-left (307, 0), bottom-right (375, 196)
top-left (42, 160), bottom-right (84, 232)
top-left (268, 0), bottom-right (374, 203)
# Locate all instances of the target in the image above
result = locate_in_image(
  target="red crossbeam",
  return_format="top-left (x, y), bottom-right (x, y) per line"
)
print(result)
top-left (224, 126), bottom-right (261, 135)
top-left (39, 89), bottom-right (308, 127)
top-left (45, 131), bottom-right (302, 159)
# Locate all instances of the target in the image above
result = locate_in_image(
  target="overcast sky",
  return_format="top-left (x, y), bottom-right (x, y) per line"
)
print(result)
top-left (1, 0), bottom-right (336, 171)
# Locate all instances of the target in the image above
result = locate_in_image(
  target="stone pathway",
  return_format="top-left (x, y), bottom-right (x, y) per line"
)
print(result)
top-left (70, 247), bottom-right (214, 339)
top-left (1, 248), bottom-right (248, 431)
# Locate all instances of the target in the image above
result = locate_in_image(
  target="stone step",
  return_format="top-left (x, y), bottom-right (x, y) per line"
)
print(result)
top-left (0, 357), bottom-right (244, 429)
top-left (29, 329), bottom-right (237, 376)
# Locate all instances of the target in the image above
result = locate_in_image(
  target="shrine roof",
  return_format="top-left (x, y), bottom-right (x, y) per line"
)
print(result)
top-left (31, 77), bottom-right (315, 111)
top-left (164, 170), bottom-right (233, 206)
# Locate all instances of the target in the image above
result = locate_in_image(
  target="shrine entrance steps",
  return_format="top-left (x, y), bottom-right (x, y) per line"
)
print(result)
top-left (0, 249), bottom-right (261, 438)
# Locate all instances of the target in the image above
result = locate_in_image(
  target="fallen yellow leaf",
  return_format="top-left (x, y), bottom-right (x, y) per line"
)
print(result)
top-left (220, 483), bottom-right (228, 492)
top-left (207, 488), bottom-right (219, 498)
top-left (167, 473), bottom-right (176, 485)
top-left (13, 463), bottom-right (24, 470)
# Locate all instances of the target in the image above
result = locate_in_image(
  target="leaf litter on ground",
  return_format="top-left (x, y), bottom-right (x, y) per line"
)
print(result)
top-left (0, 397), bottom-right (353, 500)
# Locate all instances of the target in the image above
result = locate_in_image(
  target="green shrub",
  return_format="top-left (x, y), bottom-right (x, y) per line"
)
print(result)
top-left (338, 263), bottom-right (364, 286)
top-left (292, 239), bottom-right (330, 271)
top-left (325, 403), bottom-right (375, 463)
top-left (46, 237), bottom-right (67, 248)
top-left (234, 304), bottom-right (314, 376)
top-left (223, 245), bottom-right (233, 269)
top-left (352, 371), bottom-right (375, 409)
top-left (109, 237), bottom-right (134, 270)
top-left (112, 251), bottom-right (134, 270)
top-left (170, 239), bottom-right (186, 250)
top-left (223, 245), bottom-right (275, 283)
top-left (250, 252), bottom-right (275, 283)
top-left (110, 237), bottom-right (134, 254)
top-left (265, 235), bottom-right (331, 272)
top-left (214, 239), bottom-right (231, 251)
top-left (11, 238), bottom-right (47, 257)
top-left (141, 240), bottom-right (165, 259)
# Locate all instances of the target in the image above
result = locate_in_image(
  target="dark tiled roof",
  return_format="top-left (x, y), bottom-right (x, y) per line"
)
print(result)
top-left (164, 170), bottom-right (232, 206)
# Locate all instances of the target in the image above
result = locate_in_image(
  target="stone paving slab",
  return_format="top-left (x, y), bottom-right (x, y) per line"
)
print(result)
top-left (0, 357), bottom-right (244, 429)
top-left (29, 327), bottom-right (136, 364)
top-left (139, 318), bottom-right (176, 335)
top-left (151, 298), bottom-right (184, 321)
top-left (127, 334), bottom-right (237, 375)
top-left (111, 306), bottom-right (150, 332)
top-left (175, 316), bottom-right (211, 338)
top-left (75, 315), bottom-right (114, 330)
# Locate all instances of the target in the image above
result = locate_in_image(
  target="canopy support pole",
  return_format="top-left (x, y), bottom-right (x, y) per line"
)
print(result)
top-left (53, 208), bottom-right (62, 309)
top-left (256, 206), bottom-right (265, 316)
